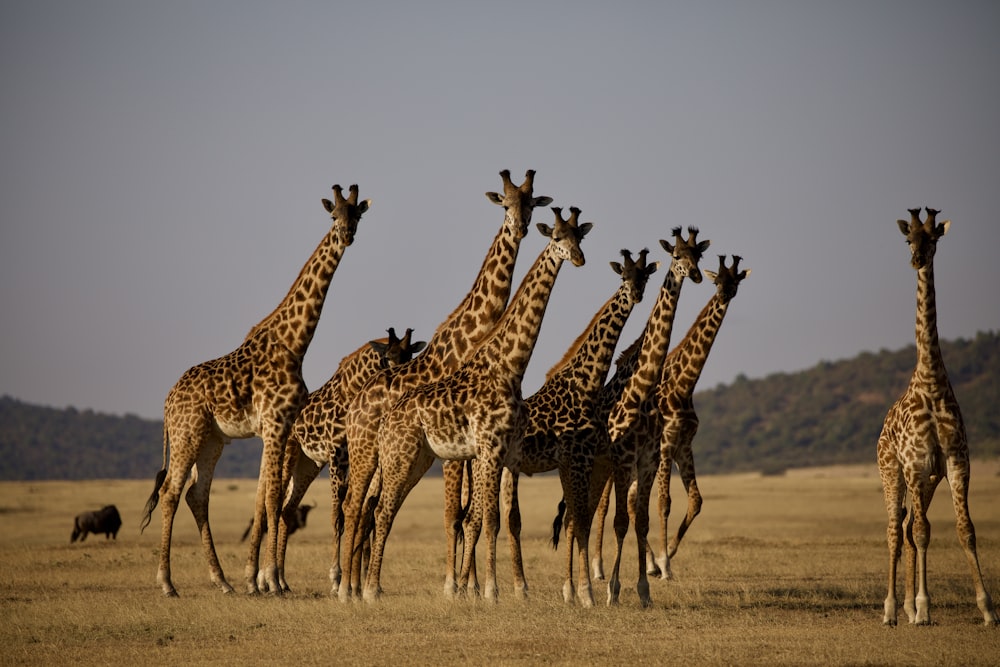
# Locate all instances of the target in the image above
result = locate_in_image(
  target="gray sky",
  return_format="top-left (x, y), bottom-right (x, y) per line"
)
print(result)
top-left (2, 1), bottom-right (998, 421)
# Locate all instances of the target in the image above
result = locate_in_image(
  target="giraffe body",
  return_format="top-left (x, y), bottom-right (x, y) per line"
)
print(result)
top-left (140, 185), bottom-right (370, 596)
top-left (360, 208), bottom-right (592, 602)
top-left (595, 227), bottom-right (710, 607)
top-left (338, 170), bottom-right (551, 601)
top-left (270, 328), bottom-right (426, 593)
top-left (877, 208), bottom-right (996, 626)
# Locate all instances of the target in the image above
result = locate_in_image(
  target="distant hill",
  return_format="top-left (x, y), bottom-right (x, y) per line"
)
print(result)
top-left (1, 331), bottom-right (998, 481)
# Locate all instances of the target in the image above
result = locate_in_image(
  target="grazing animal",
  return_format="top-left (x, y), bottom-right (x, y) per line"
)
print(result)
top-left (140, 184), bottom-right (370, 597)
top-left (241, 502), bottom-right (315, 542)
top-left (71, 505), bottom-right (122, 542)
top-left (877, 207), bottom-right (997, 626)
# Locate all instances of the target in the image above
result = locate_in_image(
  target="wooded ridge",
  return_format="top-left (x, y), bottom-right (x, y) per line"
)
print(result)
top-left (2, 331), bottom-right (997, 481)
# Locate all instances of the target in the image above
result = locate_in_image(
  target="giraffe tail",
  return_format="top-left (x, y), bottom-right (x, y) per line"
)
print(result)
top-left (550, 498), bottom-right (567, 550)
top-left (139, 422), bottom-right (169, 533)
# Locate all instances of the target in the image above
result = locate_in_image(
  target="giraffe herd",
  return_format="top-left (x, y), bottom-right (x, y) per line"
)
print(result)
top-left (139, 174), bottom-right (996, 625)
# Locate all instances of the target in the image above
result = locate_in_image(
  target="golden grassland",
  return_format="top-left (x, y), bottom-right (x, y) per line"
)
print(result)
top-left (2, 462), bottom-right (1000, 666)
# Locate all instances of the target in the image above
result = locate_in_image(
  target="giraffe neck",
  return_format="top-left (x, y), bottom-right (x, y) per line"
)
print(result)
top-left (423, 216), bottom-right (523, 372)
top-left (606, 267), bottom-right (685, 438)
top-left (913, 261), bottom-right (947, 388)
top-left (544, 284), bottom-right (637, 398)
top-left (475, 247), bottom-right (563, 384)
top-left (665, 294), bottom-right (729, 398)
top-left (245, 228), bottom-right (346, 359)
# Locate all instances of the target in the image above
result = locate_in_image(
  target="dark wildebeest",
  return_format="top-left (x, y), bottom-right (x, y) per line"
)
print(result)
top-left (71, 505), bottom-right (122, 542)
top-left (241, 502), bottom-right (314, 542)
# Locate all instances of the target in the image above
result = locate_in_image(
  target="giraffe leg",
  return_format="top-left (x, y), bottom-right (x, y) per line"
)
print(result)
top-left (589, 463), bottom-right (613, 582)
top-left (275, 439), bottom-right (323, 593)
top-left (908, 474), bottom-right (937, 625)
top-left (565, 461), bottom-right (595, 607)
top-left (633, 456), bottom-right (657, 608)
top-left (502, 466), bottom-right (529, 599)
top-left (667, 433), bottom-right (702, 564)
top-left (946, 457), bottom-right (999, 625)
top-left (606, 465), bottom-right (632, 606)
top-left (156, 445), bottom-right (196, 597)
top-left (185, 434), bottom-right (234, 595)
top-left (442, 460), bottom-right (465, 597)
top-left (474, 443), bottom-right (506, 603)
top-left (365, 449), bottom-right (434, 602)
top-left (878, 433), bottom-right (904, 625)
top-left (458, 462), bottom-right (484, 598)
top-left (653, 454), bottom-right (674, 580)
top-left (327, 442), bottom-right (348, 593)
top-left (339, 423), bottom-right (379, 602)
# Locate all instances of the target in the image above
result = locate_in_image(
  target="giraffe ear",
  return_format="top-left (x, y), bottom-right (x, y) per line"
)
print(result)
top-left (358, 199), bottom-right (372, 214)
top-left (610, 261), bottom-right (623, 275)
top-left (704, 270), bottom-right (718, 282)
top-left (937, 219), bottom-right (951, 237)
top-left (896, 219), bottom-right (910, 236)
top-left (409, 341), bottom-right (428, 355)
top-left (368, 340), bottom-right (389, 355)
top-left (646, 261), bottom-right (661, 277)
top-left (322, 198), bottom-right (335, 213)
top-left (537, 222), bottom-right (553, 237)
top-left (485, 191), bottom-right (504, 205)
top-left (740, 268), bottom-right (752, 279)
top-left (660, 238), bottom-right (675, 254)
top-left (533, 195), bottom-right (554, 207)
top-left (577, 222), bottom-right (594, 238)
top-left (696, 239), bottom-right (712, 254)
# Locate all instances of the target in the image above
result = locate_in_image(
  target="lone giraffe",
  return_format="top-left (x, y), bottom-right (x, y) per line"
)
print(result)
top-left (591, 254), bottom-right (750, 582)
top-left (501, 247), bottom-right (657, 606)
top-left (597, 226), bottom-right (709, 606)
top-left (338, 170), bottom-right (551, 600)
top-left (270, 327), bottom-right (426, 593)
top-left (877, 207), bottom-right (997, 626)
top-left (359, 207), bottom-right (592, 603)
top-left (140, 184), bottom-right (370, 597)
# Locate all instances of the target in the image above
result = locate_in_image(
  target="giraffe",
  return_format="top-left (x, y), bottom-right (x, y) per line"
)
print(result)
top-left (627, 254), bottom-right (751, 581)
top-left (500, 247), bottom-right (658, 606)
top-left (358, 206), bottom-right (592, 603)
top-left (596, 226), bottom-right (709, 606)
top-left (139, 184), bottom-right (371, 597)
top-left (877, 207), bottom-right (997, 626)
top-left (337, 170), bottom-right (551, 601)
top-left (269, 327), bottom-right (426, 593)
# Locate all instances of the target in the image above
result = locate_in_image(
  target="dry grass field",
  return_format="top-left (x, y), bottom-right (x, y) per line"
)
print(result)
top-left (2, 462), bottom-right (1000, 666)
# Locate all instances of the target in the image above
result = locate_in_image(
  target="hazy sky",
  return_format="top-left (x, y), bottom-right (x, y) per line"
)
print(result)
top-left (2, 1), bottom-right (998, 421)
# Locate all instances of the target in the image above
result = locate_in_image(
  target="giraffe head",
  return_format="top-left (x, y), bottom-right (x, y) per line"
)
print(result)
top-left (610, 248), bottom-right (660, 305)
top-left (368, 327), bottom-right (427, 369)
top-left (896, 206), bottom-right (951, 270)
top-left (485, 169), bottom-right (554, 240)
top-left (660, 226), bottom-right (711, 283)
top-left (538, 206), bottom-right (593, 267)
top-left (704, 254), bottom-right (751, 303)
top-left (321, 184), bottom-right (371, 246)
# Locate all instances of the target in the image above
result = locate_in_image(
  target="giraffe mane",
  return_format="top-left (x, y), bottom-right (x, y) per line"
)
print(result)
top-left (543, 292), bottom-right (616, 381)
top-left (614, 334), bottom-right (644, 367)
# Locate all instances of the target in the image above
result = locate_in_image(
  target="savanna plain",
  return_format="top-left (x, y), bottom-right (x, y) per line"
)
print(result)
top-left (3, 462), bottom-right (1000, 666)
